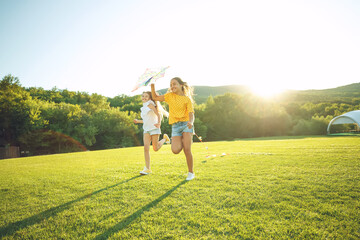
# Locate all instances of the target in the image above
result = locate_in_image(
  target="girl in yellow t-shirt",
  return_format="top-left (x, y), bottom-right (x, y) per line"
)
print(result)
top-left (151, 77), bottom-right (195, 181)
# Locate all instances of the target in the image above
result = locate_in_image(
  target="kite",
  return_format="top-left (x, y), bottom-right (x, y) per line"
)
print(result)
top-left (132, 66), bottom-right (170, 92)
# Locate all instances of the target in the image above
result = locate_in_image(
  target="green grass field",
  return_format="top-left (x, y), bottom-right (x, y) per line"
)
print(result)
top-left (1, 136), bottom-right (359, 239)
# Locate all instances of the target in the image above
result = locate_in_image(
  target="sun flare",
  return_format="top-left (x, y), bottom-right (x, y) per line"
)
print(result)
top-left (249, 84), bottom-right (285, 98)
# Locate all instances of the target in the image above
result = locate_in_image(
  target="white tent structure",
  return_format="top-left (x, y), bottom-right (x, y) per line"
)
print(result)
top-left (327, 110), bottom-right (360, 134)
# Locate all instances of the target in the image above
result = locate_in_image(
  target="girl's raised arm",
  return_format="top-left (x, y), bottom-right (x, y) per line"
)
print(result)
top-left (151, 84), bottom-right (165, 102)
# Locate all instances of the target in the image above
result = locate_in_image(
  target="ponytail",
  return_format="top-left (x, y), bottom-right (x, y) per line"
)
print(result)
top-left (156, 101), bottom-right (169, 120)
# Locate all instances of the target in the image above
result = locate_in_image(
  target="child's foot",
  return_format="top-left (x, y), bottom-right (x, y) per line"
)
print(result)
top-left (186, 172), bottom-right (195, 181)
top-left (140, 167), bottom-right (152, 175)
top-left (163, 134), bottom-right (171, 144)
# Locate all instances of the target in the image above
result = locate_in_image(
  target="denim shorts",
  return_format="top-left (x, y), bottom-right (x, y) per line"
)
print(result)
top-left (144, 128), bottom-right (161, 135)
top-left (171, 121), bottom-right (194, 137)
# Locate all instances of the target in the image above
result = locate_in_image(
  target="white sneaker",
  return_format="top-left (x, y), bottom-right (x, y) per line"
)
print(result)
top-left (140, 167), bottom-right (152, 175)
top-left (163, 134), bottom-right (171, 144)
top-left (186, 172), bottom-right (195, 181)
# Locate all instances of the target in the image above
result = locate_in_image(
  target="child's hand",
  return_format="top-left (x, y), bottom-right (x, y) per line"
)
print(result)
top-left (187, 122), bottom-right (193, 129)
top-left (134, 119), bottom-right (139, 124)
top-left (154, 123), bottom-right (160, 128)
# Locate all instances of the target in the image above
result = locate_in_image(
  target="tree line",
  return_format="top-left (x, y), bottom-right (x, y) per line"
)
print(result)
top-left (1, 75), bottom-right (359, 156)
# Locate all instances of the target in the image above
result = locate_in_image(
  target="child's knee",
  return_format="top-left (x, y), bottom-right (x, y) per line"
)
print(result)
top-left (172, 147), bottom-right (182, 154)
top-left (153, 146), bottom-right (159, 152)
top-left (172, 150), bottom-right (181, 154)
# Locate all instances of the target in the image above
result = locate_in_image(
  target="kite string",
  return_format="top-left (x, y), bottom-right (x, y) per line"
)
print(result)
top-left (194, 132), bottom-right (210, 157)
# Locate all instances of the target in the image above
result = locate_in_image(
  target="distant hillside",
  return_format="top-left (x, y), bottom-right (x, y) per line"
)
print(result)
top-left (299, 83), bottom-right (360, 95)
top-left (159, 82), bottom-right (360, 104)
top-left (279, 82), bottom-right (360, 103)
top-left (192, 85), bottom-right (251, 103)
top-left (321, 83), bottom-right (360, 93)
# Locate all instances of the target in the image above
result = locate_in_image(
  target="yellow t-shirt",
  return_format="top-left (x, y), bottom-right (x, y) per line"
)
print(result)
top-left (164, 92), bottom-right (194, 125)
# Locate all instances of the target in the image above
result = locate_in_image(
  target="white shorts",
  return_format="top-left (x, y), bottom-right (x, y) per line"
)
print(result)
top-left (143, 128), bottom-right (161, 135)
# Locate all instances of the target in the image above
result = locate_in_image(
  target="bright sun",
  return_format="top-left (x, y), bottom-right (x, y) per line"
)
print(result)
top-left (249, 84), bottom-right (285, 98)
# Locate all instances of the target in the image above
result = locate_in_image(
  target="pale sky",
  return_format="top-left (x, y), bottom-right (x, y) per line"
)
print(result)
top-left (1, 0), bottom-right (359, 97)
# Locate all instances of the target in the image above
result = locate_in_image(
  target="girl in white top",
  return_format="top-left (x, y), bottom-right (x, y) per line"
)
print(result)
top-left (134, 91), bottom-right (170, 175)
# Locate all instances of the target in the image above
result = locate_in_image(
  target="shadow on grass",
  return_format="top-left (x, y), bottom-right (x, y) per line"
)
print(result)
top-left (0, 175), bottom-right (142, 238)
top-left (94, 180), bottom-right (188, 240)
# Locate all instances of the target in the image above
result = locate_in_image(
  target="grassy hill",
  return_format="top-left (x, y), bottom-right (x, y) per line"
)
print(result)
top-left (1, 136), bottom-right (359, 239)
top-left (279, 82), bottom-right (360, 103)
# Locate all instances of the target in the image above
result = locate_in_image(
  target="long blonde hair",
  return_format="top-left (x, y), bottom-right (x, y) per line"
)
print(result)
top-left (169, 77), bottom-right (195, 104)
top-left (143, 91), bottom-right (169, 120)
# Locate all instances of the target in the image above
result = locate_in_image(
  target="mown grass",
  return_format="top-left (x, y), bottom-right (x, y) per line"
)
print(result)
top-left (0, 136), bottom-right (359, 239)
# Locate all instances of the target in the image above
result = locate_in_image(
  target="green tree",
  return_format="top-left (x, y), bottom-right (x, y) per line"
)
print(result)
top-left (91, 108), bottom-right (139, 149)
top-left (0, 75), bottom-right (33, 145)
top-left (82, 93), bottom-right (110, 113)
top-left (108, 94), bottom-right (142, 113)
top-left (201, 93), bottom-right (256, 140)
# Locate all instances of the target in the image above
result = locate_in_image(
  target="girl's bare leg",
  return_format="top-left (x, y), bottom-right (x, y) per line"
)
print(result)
top-left (182, 132), bottom-right (194, 173)
top-left (143, 133), bottom-right (151, 169)
top-left (151, 134), bottom-right (166, 151)
top-left (171, 136), bottom-right (183, 154)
